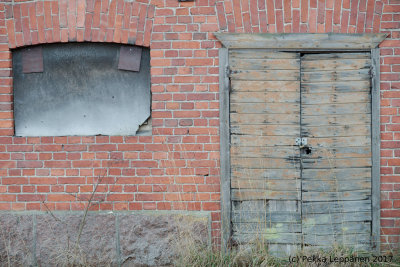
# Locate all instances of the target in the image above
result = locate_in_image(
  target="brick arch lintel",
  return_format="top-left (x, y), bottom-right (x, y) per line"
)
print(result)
top-left (3, 0), bottom-right (155, 49)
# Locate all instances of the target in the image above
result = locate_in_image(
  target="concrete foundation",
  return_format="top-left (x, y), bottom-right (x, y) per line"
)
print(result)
top-left (0, 211), bottom-right (210, 266)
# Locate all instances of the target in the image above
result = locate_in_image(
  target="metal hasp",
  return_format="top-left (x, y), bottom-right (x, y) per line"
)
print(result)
top-left (295, 137), bottom-right (307, 146)
top-left (13, 43), bottom-right (151, 136)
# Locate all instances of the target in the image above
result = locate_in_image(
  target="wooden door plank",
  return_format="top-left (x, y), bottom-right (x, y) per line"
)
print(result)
top-left (231, 70), bottom-right (300, 81)
top-left (233, 223), bottom-right (302, 233)
top-left (302, 200), bottom-right (371, 214)
top-left (232, 81), bottom-right (300, 92)
top-left (231, 102), bottom-right (300, 114)
top-left (232, 211), bottom-right (301, 223)
top-left (231, 135), bottom-right (298, 146)
top-left (301, 81), bottom-right (370, 93)
top-left (232, 168), bottom-right (300, 180)
top-left (301, 157), bottom-right (372, 168)
top-left (302, 52), bottom-right (371, 60)
top-left (231, 114), bottom-right (300, 125)
top-left (303, 234), bottom-right (371, 246)
top-left (232, 178), bottom-right (300, 190)
top-left (231, 125), bottom-right (300, 136)
top-left (303, 212), bottom-right (371, 224)
top-left (232, 200), bottom-right (298, 212)
top-left (231, 157), bottom-right (299, 169)
top-left (301, 92), bottom-right (370, 104)
top-left (302, 190), bottom-right (371, 201)
top-left (305, 136), bottom-right (370, 147)
top-left (231, 146), bottom-right (299, 158)
top-left (302, 179), bottom-right (371, 192)
top-left (301, 69), bottom-right (370, 82)
top-left (230, 91), bottom-right (300, 103)
top-left (301, 147), bottom-right (371, 158)
top-left (233, 233), bottom-right (302, 244)
top-left (302, 114), bottom-right (370, 126)
top-left (301, 103), bottom-right (371, 115)
top-left (301, 59), bottom-right (370, 71)
top-left (302, 168), bottom-right (371, 180)
top-left (231, 58), bottom-right (300, 70)
top-left (303, 125), bottom-right (371, 137)
top-left (303, 222), bottom-right (371, 234)
top-left (232, 189), bottom-right (301, 201)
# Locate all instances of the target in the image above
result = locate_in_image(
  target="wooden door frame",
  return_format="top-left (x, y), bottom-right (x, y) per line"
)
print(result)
top-left (216, 33), bottom-right (387, 252)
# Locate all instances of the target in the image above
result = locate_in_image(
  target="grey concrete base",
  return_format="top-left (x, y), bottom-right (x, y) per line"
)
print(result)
top-left (0, 211), bottom-right (210, 266)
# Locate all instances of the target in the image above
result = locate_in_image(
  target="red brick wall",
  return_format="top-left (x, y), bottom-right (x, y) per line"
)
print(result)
top-left (0, 0), bottom-right (399, 250)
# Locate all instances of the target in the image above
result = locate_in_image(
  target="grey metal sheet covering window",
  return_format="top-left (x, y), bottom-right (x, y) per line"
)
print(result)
top-left (13, 43), bottom-right (150, 136)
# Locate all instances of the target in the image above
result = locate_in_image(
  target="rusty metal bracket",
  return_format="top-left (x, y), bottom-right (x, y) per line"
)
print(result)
top-left (118, 45), bottom-right (142, 72)
top-left (22, 46), bottom-right (43, 73)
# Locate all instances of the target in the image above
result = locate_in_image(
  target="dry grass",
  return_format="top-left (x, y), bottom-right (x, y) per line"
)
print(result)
top-left (174, 239), bottom-right (400, 267)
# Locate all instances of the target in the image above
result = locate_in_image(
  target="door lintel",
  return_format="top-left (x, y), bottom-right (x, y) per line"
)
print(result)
top-left (215, 33), bottom-right (387, 51)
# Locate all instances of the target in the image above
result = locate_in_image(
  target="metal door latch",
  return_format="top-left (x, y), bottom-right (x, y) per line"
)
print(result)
top-left (295, 137), bottom-right (308, 147)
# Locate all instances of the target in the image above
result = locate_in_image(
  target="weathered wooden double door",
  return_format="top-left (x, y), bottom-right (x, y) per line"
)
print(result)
top-left (229, 49), bottom-right (373, 254)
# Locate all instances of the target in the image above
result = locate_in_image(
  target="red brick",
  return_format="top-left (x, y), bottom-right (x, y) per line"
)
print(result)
top-left (107, 194), bottom-right (134, 201)
top-left (44, 1), bottom-right (52, 29)
top-left (17, 194), bottom-right (43, 202)
top-left (7, 145), bottom-right (32, 152)
top-left (88, 144), bottom-right (116, 151)
top-left (136, 193), bottom-right (163, 201)
top-left (383, 4), bottom-right (400, 13)
top-left (202, 202), bottom-right (220, 211)
top-left (2, 177), bottom-right (28, 185)
top-left (17, 161), bottom-right (43, 168)
top-left (44, 161), bottom-right (71, 168)
top-left (47, 194), bottom-right (76, 201)
top-left (273, 8), bottom-right (282, 32)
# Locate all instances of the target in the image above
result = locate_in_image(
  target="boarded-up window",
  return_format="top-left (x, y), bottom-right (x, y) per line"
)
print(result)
top-left (229, 50), bottom-right (372, 253)
top-left (13, 43), bottom-right (151, 136)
